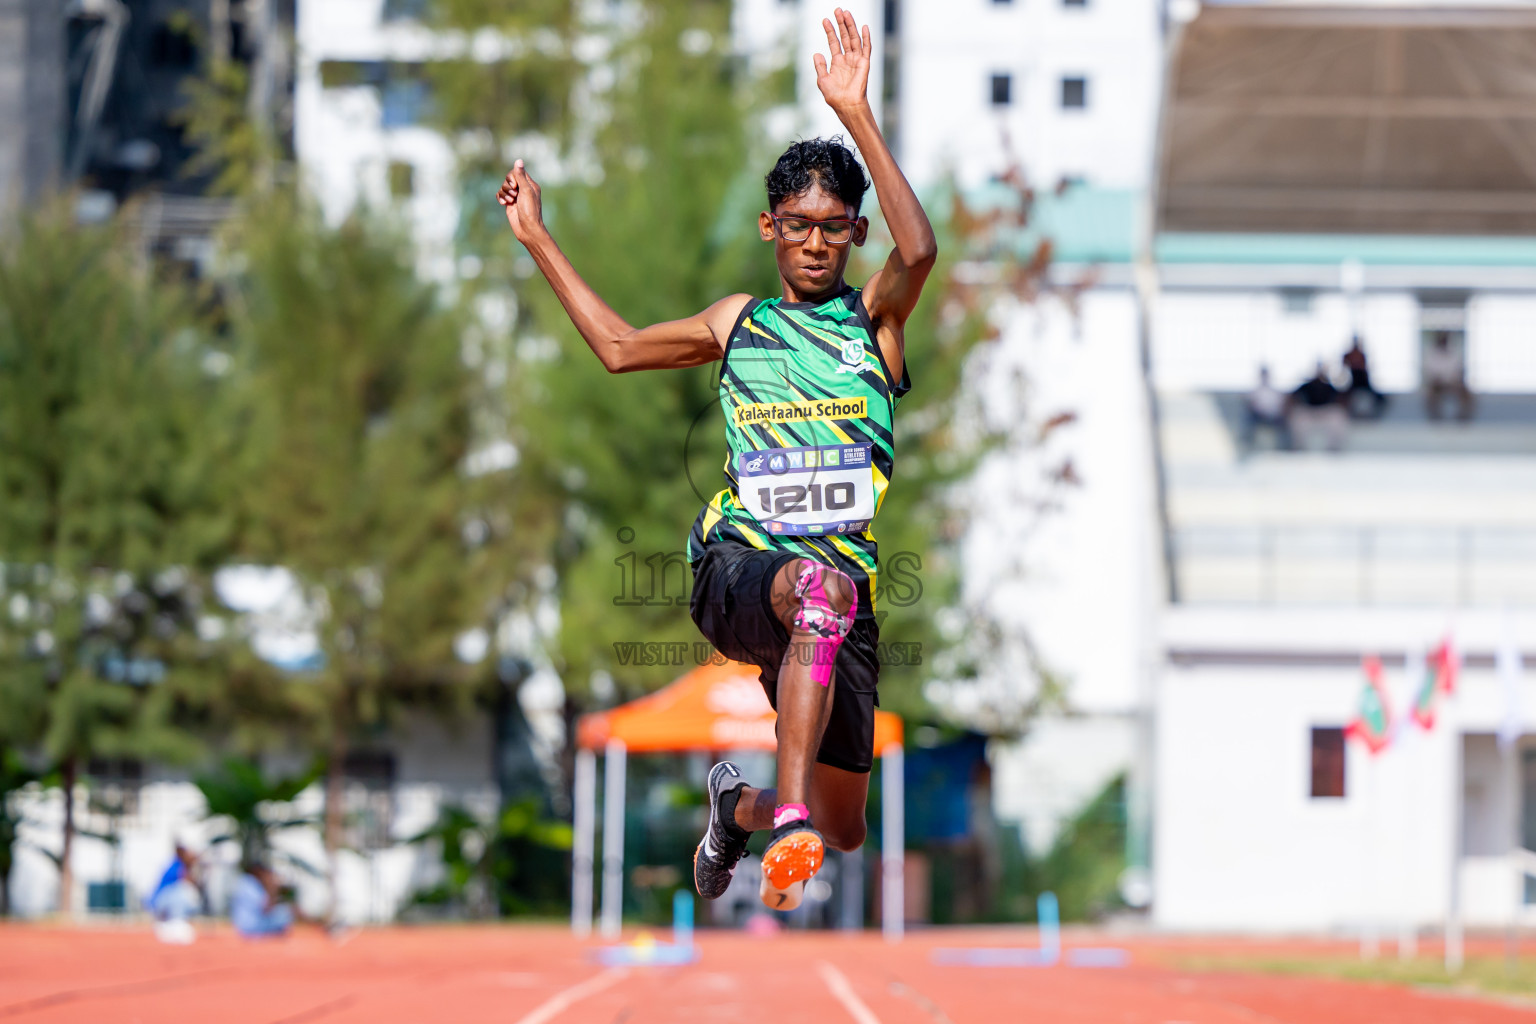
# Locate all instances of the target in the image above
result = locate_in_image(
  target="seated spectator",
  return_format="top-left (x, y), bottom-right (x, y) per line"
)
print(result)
top-left (1342, 335), bottom-right (1386, 419)
top-left (145, 842), bottom-right (203, 944)
top-left (1423, 331), bottom-right (1474, 421)
top-left (231, 862), bottom-right (297, 938)
top-left (1243, 366), bottom-right (1291, 450)
top-left (1287, 362), bottom-right (1348, 452)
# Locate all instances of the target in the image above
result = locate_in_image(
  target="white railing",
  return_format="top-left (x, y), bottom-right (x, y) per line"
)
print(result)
top-left (1173, 524), bottom-right (1536, 606)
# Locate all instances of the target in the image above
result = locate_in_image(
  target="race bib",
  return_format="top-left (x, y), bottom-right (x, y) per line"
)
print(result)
top-left (737, 443), bottom-right (875, 536)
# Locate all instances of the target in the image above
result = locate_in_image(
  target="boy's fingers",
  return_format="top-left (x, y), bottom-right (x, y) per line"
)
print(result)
top-left (838, 9), bottom-right (856, 53)
top-left (813, 53), bottom-right (828, 78)
top-left (860, 23), bottom-right (870, 55)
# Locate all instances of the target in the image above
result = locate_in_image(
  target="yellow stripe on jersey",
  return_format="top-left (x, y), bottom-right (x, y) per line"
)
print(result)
top-left (702, 491), bottom-right (728, 540)
top-left (744, 318), bottom-right (778, 343)
top-left (828, 533), bottom-right (873, 570)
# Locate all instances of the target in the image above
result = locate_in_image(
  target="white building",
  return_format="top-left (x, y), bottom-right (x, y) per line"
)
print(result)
top-left (927, 0), bottom-right (1536, 939)
top-left (1147, 1), bottom-right (1536, 933)
top-left (898, 0), bottom-right (1161, 191)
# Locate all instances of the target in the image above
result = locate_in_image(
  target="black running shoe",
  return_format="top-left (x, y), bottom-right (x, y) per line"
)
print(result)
top-left (693, 761), bottom-right (751, 900)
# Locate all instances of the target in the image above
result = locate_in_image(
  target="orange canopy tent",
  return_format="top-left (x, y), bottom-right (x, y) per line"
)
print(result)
top-left (576, 657), bottom-right (903, 755)
top-left (569, 659), bottom-right (906, 940)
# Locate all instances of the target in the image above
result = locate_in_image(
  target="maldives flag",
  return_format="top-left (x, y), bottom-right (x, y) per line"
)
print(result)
top-left (1411, 637), bottom-right (1460, 730)
top-left (1431, 636), bottom-right (1460, 696)
top-left (1411, 663), bottom-right (1439, 729)
top-left (1346, 655), bottom-right (1395, 754)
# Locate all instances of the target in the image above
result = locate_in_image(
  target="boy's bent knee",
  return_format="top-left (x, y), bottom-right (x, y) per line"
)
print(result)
top-left (789, 561), bottom-right (857, 686)
top-left (790, 559), bottom-right (854, 618)
top-left (822, 818), bottom-right (866, 853)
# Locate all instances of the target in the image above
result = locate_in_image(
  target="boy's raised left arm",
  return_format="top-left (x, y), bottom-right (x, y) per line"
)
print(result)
top-left (814, 7), bottom-right (937, 372)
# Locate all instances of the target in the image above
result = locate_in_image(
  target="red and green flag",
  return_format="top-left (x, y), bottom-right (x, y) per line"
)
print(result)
top-left (1431, 636), bottom-right (1459, 696)
top-left (1346, 655), bottom-right (1394, 754)
top-left (1412, 636), bottom-right (1460, 730)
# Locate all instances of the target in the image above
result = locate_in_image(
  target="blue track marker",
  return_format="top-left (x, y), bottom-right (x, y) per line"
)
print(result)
top-left (931, 891), bottom-right (1129, 969)
top-left (594, 890), bottom-right (700, 967)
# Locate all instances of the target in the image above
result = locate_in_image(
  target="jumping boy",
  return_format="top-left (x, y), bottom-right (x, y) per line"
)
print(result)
top-left (498, 8), bottom-right (935, 908)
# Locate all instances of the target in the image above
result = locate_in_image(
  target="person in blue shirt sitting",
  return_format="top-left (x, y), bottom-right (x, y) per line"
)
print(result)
top-left (230, 861), bottom-right (298, 938)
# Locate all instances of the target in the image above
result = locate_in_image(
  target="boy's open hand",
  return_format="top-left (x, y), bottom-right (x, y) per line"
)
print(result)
top-left (813, 8), bottom-right (871, 115)
top-left (497, 160), bottom-right (545, 244)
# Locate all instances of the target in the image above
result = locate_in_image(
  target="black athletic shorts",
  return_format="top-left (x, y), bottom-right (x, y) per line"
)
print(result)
top-left (689, 539), bottom-right (880, 774)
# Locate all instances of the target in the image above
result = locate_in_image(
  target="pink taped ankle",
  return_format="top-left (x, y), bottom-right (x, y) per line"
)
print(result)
top-left (792, 562), bottom-right (856, 687)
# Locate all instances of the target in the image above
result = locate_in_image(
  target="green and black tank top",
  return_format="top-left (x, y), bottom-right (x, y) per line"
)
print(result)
top-left (687, 285), bottom-right (910, 622)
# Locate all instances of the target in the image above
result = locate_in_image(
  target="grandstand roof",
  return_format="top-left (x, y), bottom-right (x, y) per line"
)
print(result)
top-left (1157, 2), bottom-right (1536, 235)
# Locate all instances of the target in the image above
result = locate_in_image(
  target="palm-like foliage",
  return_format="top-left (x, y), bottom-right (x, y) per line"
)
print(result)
top-left (195, 757), bottom-right (323, 876)
top-left (405, 798), bottom-right (572, 918)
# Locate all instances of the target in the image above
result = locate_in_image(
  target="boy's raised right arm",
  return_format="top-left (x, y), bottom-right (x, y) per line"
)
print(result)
top-left (498, 160), bottom-right (746, 373)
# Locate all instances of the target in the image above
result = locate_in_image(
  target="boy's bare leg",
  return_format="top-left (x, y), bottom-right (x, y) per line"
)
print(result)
top-left (734, 763), bottom-right (870, 852)
top-left (732, 558), bottom-right (857, 894)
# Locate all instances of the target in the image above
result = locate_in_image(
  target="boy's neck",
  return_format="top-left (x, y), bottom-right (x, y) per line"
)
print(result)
top-left (780, 275), bottom-right (847, 305)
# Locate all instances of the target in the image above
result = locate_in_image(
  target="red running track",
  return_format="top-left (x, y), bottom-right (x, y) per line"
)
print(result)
top-left (0, 924), bottom-right (1529, 1024)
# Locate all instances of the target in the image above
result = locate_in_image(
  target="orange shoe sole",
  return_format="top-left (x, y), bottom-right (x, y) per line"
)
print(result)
top-left (761, 828), bottom-right (825, 890)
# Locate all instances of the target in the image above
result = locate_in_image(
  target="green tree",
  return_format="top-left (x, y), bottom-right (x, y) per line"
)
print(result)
top-left (517, 2), bottom-right (785, 703)
top-left (435, 0), bottom-right (790, 710)
top-left (220, 195), bottom-right (552, 911)
top-left (1027, 773), bottom-right (1127, 922)
top-left (0, 203), bottom-right (230, 912)
top-left (0, 751), bottom-right (38, 916)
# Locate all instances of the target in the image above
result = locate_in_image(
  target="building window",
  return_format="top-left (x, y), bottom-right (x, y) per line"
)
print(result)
top-left (1061, 76), bottom-right (1088, 109)
top-left (990, 73), bottom-right (1012, 107)
top-left (381, 79), bottom-right (431, 128)
top-left (388, 161), bottom-right (415, 197)
top-left (1310, 727), bottom-right (1346, 798)
top-left (1280, 288), bottom-right (1316, 315)
top-left (149, 18), bottom-right (199, 68)
top-left (343, 750), bottom-right (397, 850)
top-left (87, 757), bottom-right (145, 817)
top-left (382, 0), bottom-right (428, 20)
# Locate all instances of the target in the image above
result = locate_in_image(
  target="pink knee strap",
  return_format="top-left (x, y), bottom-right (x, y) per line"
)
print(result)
top-left (792, 562), bottom-right (856, 687)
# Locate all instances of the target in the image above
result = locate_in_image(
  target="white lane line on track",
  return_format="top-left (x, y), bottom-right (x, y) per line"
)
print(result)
top-left (817, 961), bottom-right (882, 1024)
top-left (513, 967), bottom-right (628, 1024)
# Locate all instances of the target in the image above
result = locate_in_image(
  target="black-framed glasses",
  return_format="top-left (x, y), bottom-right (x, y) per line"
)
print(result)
top-left (771, 215), bottom-right (856, 245)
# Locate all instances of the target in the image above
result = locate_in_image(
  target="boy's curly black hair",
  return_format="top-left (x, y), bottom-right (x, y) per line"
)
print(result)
top-left (764, 137), bottom-right (870, 214)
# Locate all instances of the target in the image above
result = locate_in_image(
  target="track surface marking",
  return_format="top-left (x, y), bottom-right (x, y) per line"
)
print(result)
top-left (513, 967), bottom-right (627, 1024)
top-left (818, 961), bottom-right (884, 1024)
top-left (0, 924), bottom-right (1531, 1023)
